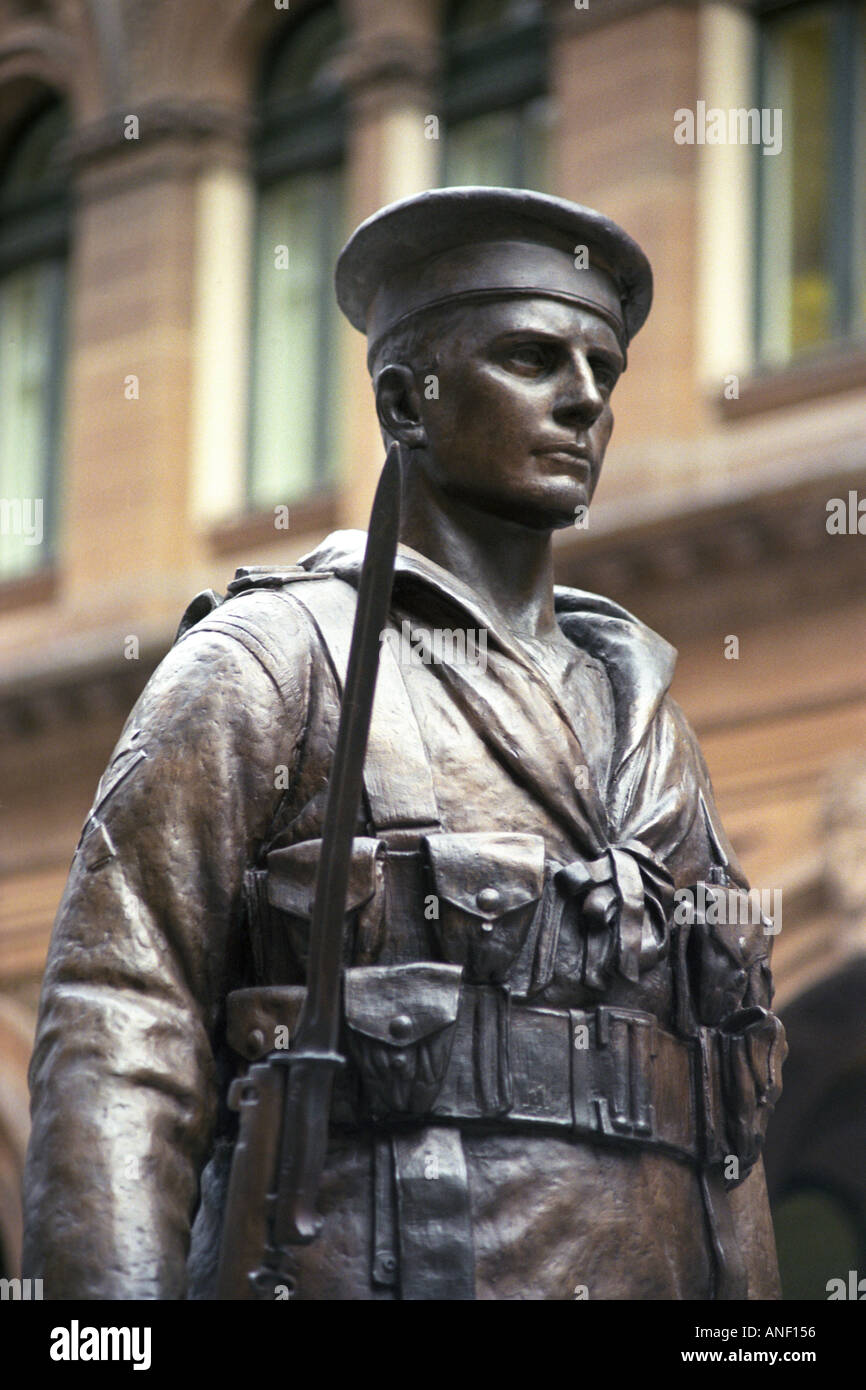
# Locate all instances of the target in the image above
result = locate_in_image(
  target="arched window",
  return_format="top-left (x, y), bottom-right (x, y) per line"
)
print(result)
top-left (0, 96), bottom-right (69, 582)
top-left (441, 0), bottom-right (551, 190)
top-left (248, 3), bottom-right (346, 511)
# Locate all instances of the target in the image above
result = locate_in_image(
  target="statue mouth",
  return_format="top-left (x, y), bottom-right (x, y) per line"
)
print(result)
top-left (532, 444), bottom-right (593, 473)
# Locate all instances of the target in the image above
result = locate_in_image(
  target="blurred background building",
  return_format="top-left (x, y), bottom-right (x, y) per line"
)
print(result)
top-left (0, 0), bottom-right (864, 1299)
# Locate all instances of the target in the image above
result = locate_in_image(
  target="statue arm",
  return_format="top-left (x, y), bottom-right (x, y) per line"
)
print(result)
top-left (22, 613), bottom-right (313, 1298)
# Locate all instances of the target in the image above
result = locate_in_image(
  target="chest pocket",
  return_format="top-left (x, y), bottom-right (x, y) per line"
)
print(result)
top-left (423, 832), bottom-right (546, 984)
top-left (260, 837), bottom-right (387, 978)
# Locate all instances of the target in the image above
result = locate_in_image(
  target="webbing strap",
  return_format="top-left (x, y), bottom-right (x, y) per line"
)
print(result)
top-left (700, 1169), bottom-right (750, 1300)
top-left (391, 1127), bottom-right (476, 1300)
top-left (276, 579), bottom-right (441, 835)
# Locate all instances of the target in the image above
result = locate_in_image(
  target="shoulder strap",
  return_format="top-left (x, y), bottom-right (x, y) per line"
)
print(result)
top-left (274, 578), bottom-right (441, 836)
top-left (173, 569), bottom-right (441, 836)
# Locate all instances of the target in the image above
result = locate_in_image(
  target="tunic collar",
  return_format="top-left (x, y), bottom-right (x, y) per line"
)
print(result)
top-left (299, 528), bottom-right (677, 773)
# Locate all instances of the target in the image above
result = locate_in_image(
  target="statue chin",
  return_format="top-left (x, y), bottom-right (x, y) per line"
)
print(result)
top-left (444, 482), bottom-right (589, 534)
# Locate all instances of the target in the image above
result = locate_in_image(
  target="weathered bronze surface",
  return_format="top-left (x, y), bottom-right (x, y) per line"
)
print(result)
top-left (22, 187), bottom-right (786, 1300)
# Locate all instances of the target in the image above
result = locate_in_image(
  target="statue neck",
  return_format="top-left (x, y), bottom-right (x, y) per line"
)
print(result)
top-left (398, 465), bottom-right (559, 640)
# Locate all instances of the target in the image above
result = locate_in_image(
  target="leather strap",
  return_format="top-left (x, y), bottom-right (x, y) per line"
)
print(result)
top-left (391, 1127), bottom-right (475, 1300)
top-left (372, 1136), bottom-right (398, 1289)
top-left (701, 1169), bottom-right (750, 1300)
top-left (276, 579), bottom-right (441, 835)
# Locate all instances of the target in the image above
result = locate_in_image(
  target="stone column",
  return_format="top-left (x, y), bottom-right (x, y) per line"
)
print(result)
top-left (61, 104), bottom-right (250, 632)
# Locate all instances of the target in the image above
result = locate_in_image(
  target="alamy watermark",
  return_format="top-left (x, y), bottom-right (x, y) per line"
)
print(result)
top-left (674, 102), bottom-right (782, 157)
top-left (673, 882), bottom-right (782, 935)
top-left (381, 620), bottom-right (488, 673)
top-left (1, 1277), bottom-right (43, 1299)
top-left (0, 497), bottom-right (43, 546)
top-left (826, 490), bottom-right (866, 534)
top-left (827, 1270), bottom-right (866, 1299)
top-left (49, 1320), bottom-right (151, 1370)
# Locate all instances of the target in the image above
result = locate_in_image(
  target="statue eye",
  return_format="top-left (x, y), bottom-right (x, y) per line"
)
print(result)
top-left (504, 343), bottom-right (551, 373)
top-left (589, 358), bottom-right (619, 394)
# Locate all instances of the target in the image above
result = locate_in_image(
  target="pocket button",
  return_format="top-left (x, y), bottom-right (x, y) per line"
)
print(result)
top-left (389, 1014), bottom-right (413, 1041)
top-left (476, 887), bottom-right (501, 915)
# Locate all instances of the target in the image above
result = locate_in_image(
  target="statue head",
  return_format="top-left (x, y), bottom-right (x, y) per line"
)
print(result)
top-left (336, 188), bottom-right (652, 532)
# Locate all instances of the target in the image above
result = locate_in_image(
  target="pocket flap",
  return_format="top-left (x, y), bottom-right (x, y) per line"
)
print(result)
top-left (267, 837), bottom-right (384, 919)
top-left (344, 963), bottom-right (463, 1046)
top-left (226, 985), bottom-right (307, 1060)
top-left (424, 832), bottom-right (546, 918)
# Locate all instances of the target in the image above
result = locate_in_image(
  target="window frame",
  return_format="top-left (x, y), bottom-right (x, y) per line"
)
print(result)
top-left (246, 5), bottom-right (347, 512)
top-left (0, 96), bottom-right (70, 581)
top-left (441, 1), bottom-right (550, 189)
top-left (754, 0), bottom-right (866, 362)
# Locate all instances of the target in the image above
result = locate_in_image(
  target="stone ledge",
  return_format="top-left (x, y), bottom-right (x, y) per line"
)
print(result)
top-left (716, 345), bottom-right (866, 420)
top-left (553, 0), bottom-right (706, 36)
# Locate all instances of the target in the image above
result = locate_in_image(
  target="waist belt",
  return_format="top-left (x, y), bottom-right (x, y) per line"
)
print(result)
top-left (227, 982), bottom-right (725, 1167)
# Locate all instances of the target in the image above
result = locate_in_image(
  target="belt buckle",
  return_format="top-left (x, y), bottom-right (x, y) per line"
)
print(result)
top-left (594, 1006), bottom-right (657, 1140)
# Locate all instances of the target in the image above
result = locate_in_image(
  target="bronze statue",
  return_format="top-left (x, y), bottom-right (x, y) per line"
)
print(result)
top-left (22, 188), bottom-right (786, 1300)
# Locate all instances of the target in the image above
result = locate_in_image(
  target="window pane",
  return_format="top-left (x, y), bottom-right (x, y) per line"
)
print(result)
top-left (443, 100), bottom-right (551, 189)
top-left (520, 95), bottom-right (553, 191)
top-left (773, 1187), bottom-right (862, 1300)
top-left (760, 6), bottom-right (834, 362)
top-left (443, 109), bottom-right (522, 186)
top-left (0, 259), bottom-right (61, 579)
top-left (248, 168), bottom-right (343, 509)
top-left (264, 6), bottom-right (343, 99)
top-left (0, 101), bottom-right (68, 209)
top-left (448, 0), bottom-right (542, 37)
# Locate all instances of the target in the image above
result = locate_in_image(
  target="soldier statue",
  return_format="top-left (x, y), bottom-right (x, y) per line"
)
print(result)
top-left (23, 188), bottom-right (786, 1300)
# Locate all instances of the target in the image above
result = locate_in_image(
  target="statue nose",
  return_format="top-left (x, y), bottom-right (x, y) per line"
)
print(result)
top-left (553, 356), bottom-right (605, 426)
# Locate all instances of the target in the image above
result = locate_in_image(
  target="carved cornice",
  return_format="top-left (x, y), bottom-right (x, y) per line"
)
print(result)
top-left (0, 648), bottom-right (157, 740)
top-left (552, 0), bottom-right (712, 36)
top-left (554, 467), bottom-right (866, 637)
top-left (336, 34), bottom-right (439, 103)
top-left (65, 97), bottom-right (251, 167)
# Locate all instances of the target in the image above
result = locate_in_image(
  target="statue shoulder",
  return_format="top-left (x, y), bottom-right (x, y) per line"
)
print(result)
top-left (169, 563), bottom-right (342, 714)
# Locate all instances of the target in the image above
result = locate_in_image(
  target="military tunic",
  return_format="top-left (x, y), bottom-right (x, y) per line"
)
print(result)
top-left (22, 530), bottom-right (782, 1300)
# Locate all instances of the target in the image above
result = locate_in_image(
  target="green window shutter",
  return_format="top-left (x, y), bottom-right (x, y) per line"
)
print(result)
top-left (440, 0), bottom-right (551, 191)
top-left (0, 98), bottom-right (69, 582)
top-left (248, 3), bottom-right (346, 509)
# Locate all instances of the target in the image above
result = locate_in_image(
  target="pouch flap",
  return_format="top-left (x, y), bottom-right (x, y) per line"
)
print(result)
top-left (424, 832), bottom-right (546, 918)
top-left (344, 963), bottom-right (463, 1046)
top-left (227, 985), bottom-right (307, 1060)
top-left (267, 837), bottom-right (383, 918)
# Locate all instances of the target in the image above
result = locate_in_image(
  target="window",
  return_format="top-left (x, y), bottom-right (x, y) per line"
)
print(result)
top-left (0, 98), bottom-right (68, 582)
top-left (757, 0), bottom-right (866, 363)
top-left (248, 3), bottom-right (346, 511)
top-left (773, 1183), bottom-right (866, 1299)
top-left (441, 0), bottom-right (551, 190)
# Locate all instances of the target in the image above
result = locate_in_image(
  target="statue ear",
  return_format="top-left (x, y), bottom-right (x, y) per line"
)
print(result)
top-left (375, 364), bottom-right (427, 448)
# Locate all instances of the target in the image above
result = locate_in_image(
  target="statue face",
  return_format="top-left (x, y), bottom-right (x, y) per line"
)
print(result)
top-left (414, 295), bottom-right (624, 531)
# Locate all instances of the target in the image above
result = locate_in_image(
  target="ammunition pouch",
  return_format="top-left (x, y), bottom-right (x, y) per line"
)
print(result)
top-left (244, 837), bottom-right (388, 980)
top-left (343, 963), bottom-right (463, 1117)
top-left (424, 833), bottom-right (545, 984)
top-left (245, 828), bottom-right (676, 1000)
top-left (698, 1006), bottom-right (787, 1182)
